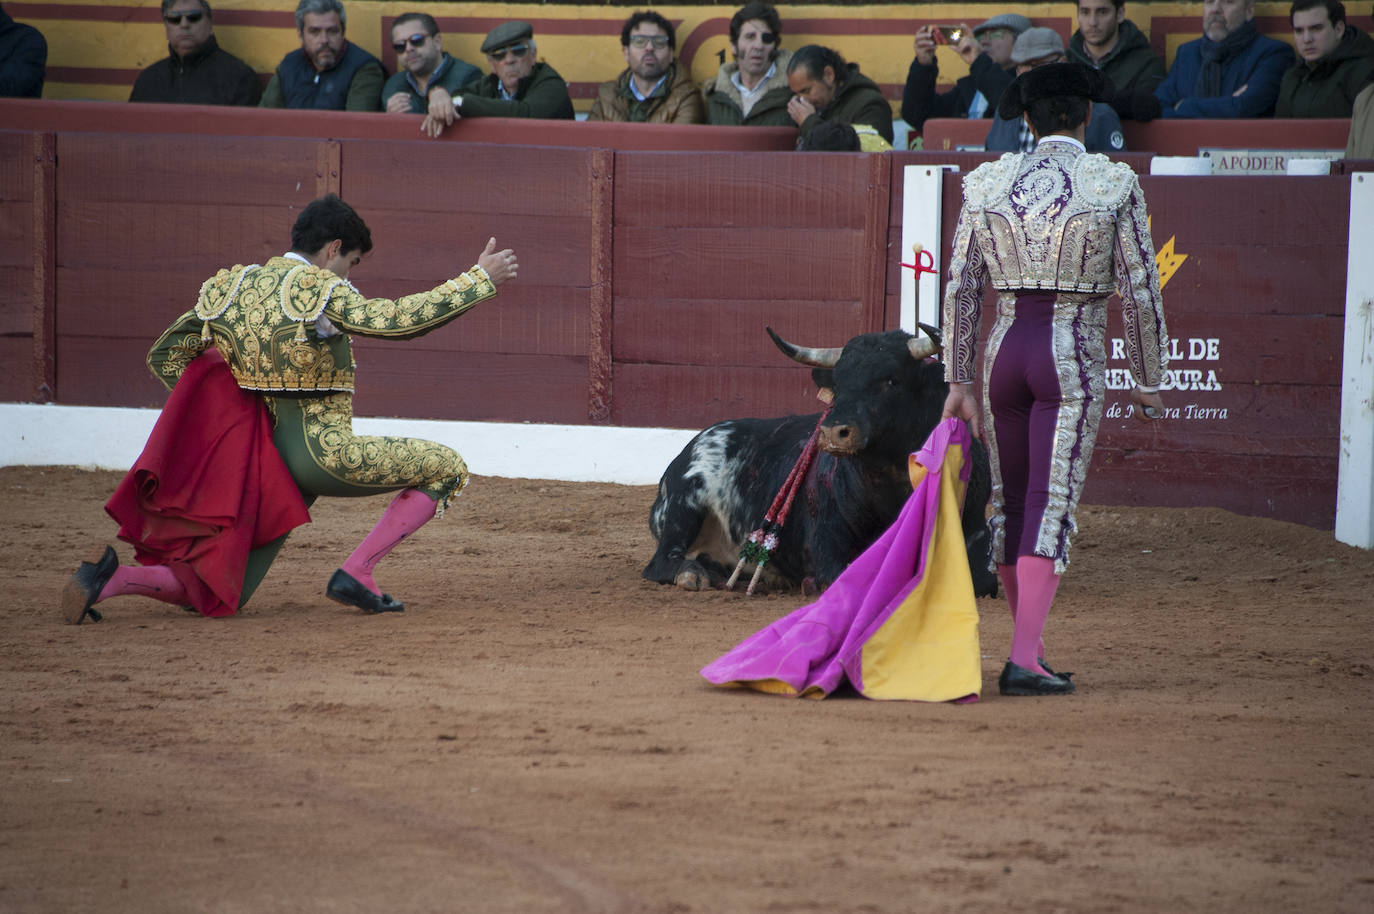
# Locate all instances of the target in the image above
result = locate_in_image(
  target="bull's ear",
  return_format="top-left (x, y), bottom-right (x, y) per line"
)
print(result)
top-left (816, 387), bottom-right (834, 405)
top-left (811, 367), bottom-right (835, 390)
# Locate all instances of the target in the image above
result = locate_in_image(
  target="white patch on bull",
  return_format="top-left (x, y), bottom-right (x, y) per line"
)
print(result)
top-left (680, 425), bottom-right (747, 551)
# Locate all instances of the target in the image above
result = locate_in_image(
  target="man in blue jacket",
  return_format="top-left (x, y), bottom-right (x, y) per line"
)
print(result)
top-left (260, 0), bottom-right (383, 110)
top-left (1154, 0), bottom-right (1295, 117)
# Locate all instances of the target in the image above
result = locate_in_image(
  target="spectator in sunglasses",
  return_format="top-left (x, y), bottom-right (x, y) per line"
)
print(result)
top-left (421, 20), bottom-right (573, 134)
top-left (381, 12), bottom-right (481, 125)
top-left (129, 0), bottom-right (260, 105)
top-left (587, 9), bottom-right (704, 123)
top-left (260, 0), bottom-right (383, 111)
top-left (703, 2), bottom-right (796, 126)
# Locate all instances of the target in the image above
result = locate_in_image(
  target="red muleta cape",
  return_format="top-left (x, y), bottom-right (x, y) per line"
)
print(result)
top-left (105, 348), bottom-right (311, 616)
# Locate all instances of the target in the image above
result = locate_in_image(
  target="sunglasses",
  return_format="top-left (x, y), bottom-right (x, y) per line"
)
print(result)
top-left (488, 43), bottom-right (529, 61)
top-left (391, 33), bottom-right (428, 52)
top-left (163, 11), bottom-right (205, 25)
top-left (628, 35), bottom-right (670, 50)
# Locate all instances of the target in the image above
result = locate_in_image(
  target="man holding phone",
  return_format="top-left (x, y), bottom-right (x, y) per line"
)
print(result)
top-left (901, 12), bottom-right (1031, 134)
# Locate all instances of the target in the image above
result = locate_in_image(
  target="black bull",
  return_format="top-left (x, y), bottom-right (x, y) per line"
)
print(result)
top-left (642, 327), bottom-right (998, 597)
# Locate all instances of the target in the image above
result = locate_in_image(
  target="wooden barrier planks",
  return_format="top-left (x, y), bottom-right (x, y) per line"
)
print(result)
top-left (0, 131), bottom-right (54, 401)
top-left (610, 150), bottom-right (892, 427)
top-left (52, 132), bottom-right (328, 405)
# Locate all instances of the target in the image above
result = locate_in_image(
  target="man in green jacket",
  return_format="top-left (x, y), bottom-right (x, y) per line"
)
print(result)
top-left (588, 10), bottom-right (704, 123)
top-left (1276, 0), bottom-right (1374, 117)
top-left (1067, 0), bottom-right (1166, 120)
top-left (382, 11), bottom-right (480, 131)
top-left (703, 2), bottom-right (795, 127)
top-left (421, 20), bottom-right (574, 135)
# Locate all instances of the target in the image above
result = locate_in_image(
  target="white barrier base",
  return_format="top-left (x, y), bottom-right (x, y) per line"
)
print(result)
top-left (0, 403), bottom-right (697, 486)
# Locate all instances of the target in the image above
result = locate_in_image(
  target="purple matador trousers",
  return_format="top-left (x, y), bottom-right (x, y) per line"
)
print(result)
top-left (982, 290), bottom-right (1108, 573)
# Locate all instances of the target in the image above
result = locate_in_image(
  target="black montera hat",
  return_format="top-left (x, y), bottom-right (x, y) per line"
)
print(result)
top-left (481, 21), bottom-right (533, 53)
top-left (997, 62), bottom-right (1114, 120)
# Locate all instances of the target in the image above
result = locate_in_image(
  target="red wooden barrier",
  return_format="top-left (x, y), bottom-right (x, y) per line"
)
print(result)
top-left (0, 100), bottom-right (1353, 528)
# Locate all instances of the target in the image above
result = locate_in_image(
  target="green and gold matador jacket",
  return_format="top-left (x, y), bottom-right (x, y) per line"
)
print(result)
top-left (147, 255), bottom-right (497, 393)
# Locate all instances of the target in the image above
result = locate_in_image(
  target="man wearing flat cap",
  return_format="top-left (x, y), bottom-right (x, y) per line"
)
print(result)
top-left (984, 27), bottom-right (1125, 151)
top-left (421, 20), bottom-right (574, 136)
top-left (902, 12), bottom-right (1030, 134)
top-left (940, 61), bottom-right (1169, 699)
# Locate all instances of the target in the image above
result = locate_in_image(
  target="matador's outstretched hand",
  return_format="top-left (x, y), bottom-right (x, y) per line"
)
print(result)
top-left (477, 237), bottom-right (518, 286)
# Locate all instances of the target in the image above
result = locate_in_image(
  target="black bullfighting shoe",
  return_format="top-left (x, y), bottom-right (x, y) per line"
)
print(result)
top-left (1037, 658), bottom-right (1073, 679)
top-left (60, 545), bottom-right (118, 625)
top-left (998, 661), bottom-right (1076, 696)
top-left (325, 569), bottom-right (404, 614)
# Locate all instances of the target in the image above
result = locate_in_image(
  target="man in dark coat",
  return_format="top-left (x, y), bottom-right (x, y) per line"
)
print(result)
top-left (1153, 0), bottom-right (1295, 118)
top-left (260, 0), bottom-right (383, 111)
top-left (0, 1), bottom-right (47, 98)
top-left (1067, 0), bottom-right (1166, 120)
top-left (787, 44), bottom-right (893, 144)
top-left (130, 0), bottom-right (261, 106)
top-left (901, 13), bottom-right (1030, 133)
top-left (423, 20), bottom-right (573, 131)
top-left (1276, 0), bottom-right (1374, 117)
top-left (986, 28), bottom-right (1126, 152)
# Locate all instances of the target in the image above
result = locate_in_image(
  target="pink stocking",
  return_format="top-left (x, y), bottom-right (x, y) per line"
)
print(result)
top-left (1009, 555), bottom-right (1060, 676)
top-left (998, 562), bottom-right (1019, 618)
top-left (98, 565), bottom-right (189, 605)
top-left (340, 489), bottom-right (437, 595)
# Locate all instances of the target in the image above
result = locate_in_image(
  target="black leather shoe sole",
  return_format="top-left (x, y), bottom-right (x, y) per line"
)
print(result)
top-left (326, 569), bottom-right (404, 614)
top-left (61, 545), bottom-right (118, 625)
top-left (999, 661), bottom-right (1076, 696)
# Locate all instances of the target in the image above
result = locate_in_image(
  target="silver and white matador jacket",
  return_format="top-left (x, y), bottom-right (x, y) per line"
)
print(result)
top-left (940, 137), bottom-right (1169, 388)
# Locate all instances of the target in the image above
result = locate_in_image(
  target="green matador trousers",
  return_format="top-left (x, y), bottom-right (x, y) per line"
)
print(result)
top-left (237, 392), bottom-right (469, 608)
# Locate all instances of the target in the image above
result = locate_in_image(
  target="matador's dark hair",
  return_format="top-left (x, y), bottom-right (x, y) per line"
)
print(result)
top-left (292, 194), bottom-right (373, 257)
top-left (998, 62), bottom-right (1114, 135)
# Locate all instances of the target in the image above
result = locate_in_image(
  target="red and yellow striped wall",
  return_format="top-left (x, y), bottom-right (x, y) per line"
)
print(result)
top-left (12, 1), bottom-right (1305, 112)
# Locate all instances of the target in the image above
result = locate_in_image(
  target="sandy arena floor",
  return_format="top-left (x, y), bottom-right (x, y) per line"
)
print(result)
top-left (2, 465), bottom-right (1372, 913)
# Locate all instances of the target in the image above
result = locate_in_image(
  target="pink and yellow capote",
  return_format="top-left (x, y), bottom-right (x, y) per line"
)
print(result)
top-left (700, 417), bottom-right (982, 701)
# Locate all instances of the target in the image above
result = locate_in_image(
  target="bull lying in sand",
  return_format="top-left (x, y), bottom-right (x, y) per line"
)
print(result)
top-left (643, 326), bottom-right (997, 595)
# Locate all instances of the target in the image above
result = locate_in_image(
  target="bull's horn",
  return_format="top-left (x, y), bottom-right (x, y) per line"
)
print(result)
top-left (766, 325), bottom-right (841, 369)
top-left (908, 323), bottom-right (943, 361)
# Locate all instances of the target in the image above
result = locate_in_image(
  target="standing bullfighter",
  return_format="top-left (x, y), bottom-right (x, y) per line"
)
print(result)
top-left (940, 63), bottom-right (1169, 696)
top-left (61, 194), bottom-right (517, 622)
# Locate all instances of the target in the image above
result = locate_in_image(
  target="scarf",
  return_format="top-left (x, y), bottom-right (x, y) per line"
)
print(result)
top-left (1195, 20), bottom-right (1258, 98)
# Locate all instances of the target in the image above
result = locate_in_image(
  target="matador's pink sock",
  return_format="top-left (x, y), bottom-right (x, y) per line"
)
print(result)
top-left (340, 489), bottom-right (437, 595)
top-left (1001, 561), bottom-right (1050, 663)
top-left (98, 565), bottom-right (189, 605)
top-left (998, 562), bottom-right (1019, 617)
top-left (1009, 555), bottom-right (1060, 676)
